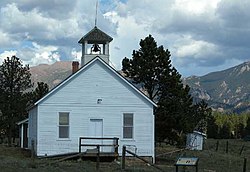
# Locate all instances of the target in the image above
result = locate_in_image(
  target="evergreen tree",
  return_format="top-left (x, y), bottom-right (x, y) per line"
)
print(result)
top-left (207, 115), bottom-right (219, 138)
top-left (193, 100), bottom-right (212, 133)
top-left (219, 123), bottom-right (232, 139)
top-left (122, 35), bottom-right (199, 145)
top-left (245, 117), bottom-right (250, 135)
top-left (155, 68), bottom-right (194, 145)
top-left (0, 56), bottom-right (32, 146)
top-left (33, 82), bottom-right (49, 102)
top-left (122, 35), bottom-right (172, 101)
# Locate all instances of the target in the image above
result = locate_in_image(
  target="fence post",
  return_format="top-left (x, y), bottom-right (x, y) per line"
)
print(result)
top-left (226, 140), bottom-right (228, 154)
top-left (114, 137), bottom-right (119, 160)
top-left (216, 140), bottom-right (219, 151)
top-left (243, 158), bottom-right (247, 172)
top-left (31, 140), bottom-right (35, 159)
top-left (79, 137), bottom-right (81, 153)
top-left (239, 145), bottom-right (245, 155)
top-left (122, 145), bottom-right (126, 170)
top-left (96, 145), bottom-right (100, 171)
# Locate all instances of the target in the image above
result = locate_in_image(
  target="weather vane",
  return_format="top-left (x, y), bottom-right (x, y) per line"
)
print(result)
top-left (95, 0), bottom-right (98, 26)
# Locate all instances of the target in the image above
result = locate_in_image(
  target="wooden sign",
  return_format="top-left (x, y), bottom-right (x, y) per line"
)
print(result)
top-left (176, 157), bottom-right (199, 166)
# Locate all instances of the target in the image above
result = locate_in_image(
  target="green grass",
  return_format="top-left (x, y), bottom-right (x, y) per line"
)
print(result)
top-left (0, 139), bottom-right (250, 171)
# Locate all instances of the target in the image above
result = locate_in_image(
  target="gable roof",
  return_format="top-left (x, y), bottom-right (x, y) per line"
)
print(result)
top-left (78, 26), bottom-right (113, 44)
top-left (33, 57), bottom-right (157, 108)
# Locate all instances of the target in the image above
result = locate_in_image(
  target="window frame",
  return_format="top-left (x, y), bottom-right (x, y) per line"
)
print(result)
top-left (123, 113), bottom-right (134, 139)
top-left (58, 112), bottom-right (70, 139)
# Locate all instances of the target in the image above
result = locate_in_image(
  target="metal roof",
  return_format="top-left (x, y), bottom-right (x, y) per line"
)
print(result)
top-left (78, 26), bottom-right (113, 44)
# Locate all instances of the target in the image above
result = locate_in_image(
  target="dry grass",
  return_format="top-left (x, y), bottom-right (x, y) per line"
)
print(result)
top-left (0, 145), bottom-right (120, 172)
top-left (155, 139), bottom-right (250, 172)
top-left (0, 139), bottom-right (249, 172)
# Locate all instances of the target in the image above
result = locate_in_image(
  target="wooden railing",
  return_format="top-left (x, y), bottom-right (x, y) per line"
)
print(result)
top-left (78, 137), bottom-right (119, 155)
top-left (121, 145), bottom-right (164, 171)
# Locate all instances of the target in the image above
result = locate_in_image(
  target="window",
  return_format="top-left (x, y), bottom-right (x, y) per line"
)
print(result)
top-left (123, 113), bottom-right (133, 139)
top-left (59, 112), bottom-right (69, 138)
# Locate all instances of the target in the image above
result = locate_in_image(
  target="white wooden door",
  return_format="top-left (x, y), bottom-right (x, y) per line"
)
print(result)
top-left (89, 119), bottom-right (103, 137)
top-left (88, 119), bottom-right (103, 151)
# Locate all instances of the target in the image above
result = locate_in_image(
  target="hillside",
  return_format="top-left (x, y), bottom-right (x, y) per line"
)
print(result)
top-left (30, 61), bottom-right (72, 89)
top-left (183, 61), bottom-right (250, 113)
top-left (30, 60), bottom-right (250, 113)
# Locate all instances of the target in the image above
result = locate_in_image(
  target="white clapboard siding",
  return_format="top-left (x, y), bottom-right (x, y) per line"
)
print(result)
top-left (40, 60), bottom-right (152, 107)
top-left (30, 58), bottom-right (155, 159)
top-left (28, 107), bottom-right (38, 151)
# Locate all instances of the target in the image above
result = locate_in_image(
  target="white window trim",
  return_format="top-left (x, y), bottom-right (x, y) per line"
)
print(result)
top-left (58, 112), bottom-right (70, 139)
top-left (122, 113), bottom-right (134, 140)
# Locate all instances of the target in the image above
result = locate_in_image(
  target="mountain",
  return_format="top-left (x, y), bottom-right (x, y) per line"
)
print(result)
top-left (183, 61), bottom-right (250, 113)
top-left (30, 61), bottom-right (72, 89)
top-left (30, 60), bottom-right (250, 113)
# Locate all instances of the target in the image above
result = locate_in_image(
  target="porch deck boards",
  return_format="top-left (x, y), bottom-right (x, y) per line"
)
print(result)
top-left (82, 151), bottom-right (118, 158)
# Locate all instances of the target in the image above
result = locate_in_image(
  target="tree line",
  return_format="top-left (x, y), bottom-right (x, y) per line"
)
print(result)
top-left (207, 111), bottom-right (250, 139)
top-left (0, 56), bottom-right (49, 146)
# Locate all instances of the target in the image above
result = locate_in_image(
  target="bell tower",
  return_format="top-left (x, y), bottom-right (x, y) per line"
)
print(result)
top-left (78, 26), bottom-right (113, 66)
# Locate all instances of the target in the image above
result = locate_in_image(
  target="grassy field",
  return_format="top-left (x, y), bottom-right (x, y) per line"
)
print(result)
top-left (0, 139), bottom-right (249, 171)
top-left (156, 139), bottom-right (250, 172)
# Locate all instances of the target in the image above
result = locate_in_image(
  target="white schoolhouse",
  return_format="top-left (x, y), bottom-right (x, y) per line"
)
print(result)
top-left (28, 26), bottom-right (156, 161)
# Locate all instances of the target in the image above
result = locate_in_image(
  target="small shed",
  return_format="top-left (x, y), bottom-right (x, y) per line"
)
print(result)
top-left (186, 131), bottom-right (206, 150)
top-left (17, 118), bottom-right (29, 148)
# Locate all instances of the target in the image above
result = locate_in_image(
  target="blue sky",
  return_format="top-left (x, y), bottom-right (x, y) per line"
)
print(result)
top-left (0, 0), bottom-right (249, 77)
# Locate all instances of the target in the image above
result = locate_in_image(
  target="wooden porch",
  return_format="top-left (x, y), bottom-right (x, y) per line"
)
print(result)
top-left (78, 137), bottom-right (119, 160)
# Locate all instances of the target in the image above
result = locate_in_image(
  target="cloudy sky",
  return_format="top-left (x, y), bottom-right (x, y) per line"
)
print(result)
top-left (0, 0), bottom-right (249, 77)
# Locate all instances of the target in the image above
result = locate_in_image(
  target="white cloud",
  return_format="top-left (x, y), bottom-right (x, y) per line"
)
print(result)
top-left (0, 50), bottom-right (17, 64)
top-left (104, 10), bottom-right (150, 69)
top-left (17, 42), bottom-right (60, 66)
top-left (173, 0), bottom-right (219, 15)
top-left (175, 39), bottom-right (217, 59)
top-left (71, 49), bottom-right (81, 62)
top-left (0, 31), bottom-right (14, 47)
top-left (0, 42), bottom-right (61, 66)
top-left (0, 0), bottom-right (250, 77)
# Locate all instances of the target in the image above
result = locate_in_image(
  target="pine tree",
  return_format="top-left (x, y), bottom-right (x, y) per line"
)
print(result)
top-left (0, 56), bottom-right (32, 146)
top-left (155, 68), bottom-right (194, 145)
top-left (33, 82), bottom-right (49, 102)
top-left (122, 35), bottom-right (172, 101)
top-left (245, 117), bottom-right (250, 135)
top-left (122, 35), bottom-right (198, 145)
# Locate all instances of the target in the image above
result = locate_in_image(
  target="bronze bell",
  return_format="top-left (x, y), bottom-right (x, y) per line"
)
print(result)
top-left (92, 44), bottom-right (101, 52)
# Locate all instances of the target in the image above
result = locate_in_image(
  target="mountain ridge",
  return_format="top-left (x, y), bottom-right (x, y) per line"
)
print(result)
top-left (183, 61), bottom-right (250, 113)
top-left (29, 60), bottom-right (250, 113)
top-left (30, 61), bottom-right (72, 89)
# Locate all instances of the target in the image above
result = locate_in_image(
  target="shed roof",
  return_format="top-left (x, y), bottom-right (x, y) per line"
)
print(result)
top-left (193, 130), bottom-right (206, 137)
top-left (78, 26), bottom-right (113, 44)
top-left (16, 118), bottom-right (28, 125)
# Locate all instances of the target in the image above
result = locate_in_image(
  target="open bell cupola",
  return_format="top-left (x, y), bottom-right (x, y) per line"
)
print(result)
top-left (78, 26), bottom-right (113, 66)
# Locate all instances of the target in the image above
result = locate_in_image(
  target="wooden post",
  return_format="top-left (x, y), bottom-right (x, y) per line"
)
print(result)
top-left (114, 137), bottom-right (118, 154)
top-left (79, 137), bottom-right (81, 153)
top-left (122, 145), bottom-right (126, 170)
top-left (240, 145), bottom-right (245, 155)
top-left (243, 158), bottom-right (247, 172)
top-left (114, 137), bottom-right (119, 160)
top-left (31, 140), bottom-right (35, 159)
top-left (226, 140), bottom-right (228, 154)
top-left (96, 145), bottom-right (100, 171)
top-left (216, 140), bottom-right (219, 151)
